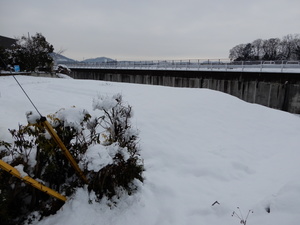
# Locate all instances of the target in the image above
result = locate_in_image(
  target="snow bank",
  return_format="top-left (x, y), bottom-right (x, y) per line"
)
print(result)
top-left (56, 73), bottom-right (73, 79)
top-left (0, 75), bottom-right (299, 225)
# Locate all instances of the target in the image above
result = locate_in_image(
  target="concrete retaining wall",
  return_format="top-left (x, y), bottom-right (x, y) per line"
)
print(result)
top-left (70, 69), bottom-right (300, 114)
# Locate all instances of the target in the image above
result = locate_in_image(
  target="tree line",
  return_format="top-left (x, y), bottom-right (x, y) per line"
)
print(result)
top-left (229, 34), bottom-right (300, 61)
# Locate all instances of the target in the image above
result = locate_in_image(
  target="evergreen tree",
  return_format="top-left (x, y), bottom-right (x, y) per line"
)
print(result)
top-left (8, 33), bottom-right (54, 71)
top-left (0, 47), bottom-right (10, 69)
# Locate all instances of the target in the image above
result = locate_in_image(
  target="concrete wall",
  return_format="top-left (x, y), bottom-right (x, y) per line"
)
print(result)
top-left (70, 68), bottom-right (300, 114)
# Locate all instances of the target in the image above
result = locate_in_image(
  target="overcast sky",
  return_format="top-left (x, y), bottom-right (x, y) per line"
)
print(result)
top-left (1, 0), bottom-right (299, 61)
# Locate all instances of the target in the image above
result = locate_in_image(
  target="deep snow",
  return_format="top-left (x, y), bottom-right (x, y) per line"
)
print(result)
top-left (0, 75), bottom-right (300, 225)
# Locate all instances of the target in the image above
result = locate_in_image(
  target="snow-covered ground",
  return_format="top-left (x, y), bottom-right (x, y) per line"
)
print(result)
top-left (1, 75), bottom-right (300, 225)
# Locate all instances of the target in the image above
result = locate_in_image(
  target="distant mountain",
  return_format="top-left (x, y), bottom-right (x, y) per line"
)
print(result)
top-left (50, 53), bottom-right (77, 64)
top-left (81, 57), bottom-right (115, 63)
top-left (50, 53), bottom-right (115, 65)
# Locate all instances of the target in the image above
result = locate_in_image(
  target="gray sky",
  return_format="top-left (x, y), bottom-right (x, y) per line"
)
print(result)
top-left (1, 0), bottom-right (299, 61)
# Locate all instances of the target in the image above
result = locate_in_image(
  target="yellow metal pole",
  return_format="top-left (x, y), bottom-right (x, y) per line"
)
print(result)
top-left (40, 117), bottom-right (88, 184)
top-left (0, 160), bottom-right (66, 202)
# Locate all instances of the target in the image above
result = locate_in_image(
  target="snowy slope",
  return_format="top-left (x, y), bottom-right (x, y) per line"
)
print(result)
top-left (0, 75), bottom-right (300, 225)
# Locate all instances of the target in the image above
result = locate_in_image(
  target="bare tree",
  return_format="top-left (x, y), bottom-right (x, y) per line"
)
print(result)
top-left (262, 38), bottom-right (281, 60)
top-left (229, 44), bottom-right (246, 61)
top-left (251, 39), bottom-right (264, 60)
top-left (290, 34), bottom-right (300, 60)
top-left (229, 43), bottom-right (255, 61)
top-left (280, 34), bottom-right (296, 60)
top-left (228, 34), bottom-right (300, 61)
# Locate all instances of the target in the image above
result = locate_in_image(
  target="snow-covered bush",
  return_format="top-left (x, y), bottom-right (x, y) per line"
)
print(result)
top-left (55, 64), bottom-right (71, 75)
top-left (0, 94), bottom-right (144, 224)
top-left (87, 94), bottom-right (144, 200)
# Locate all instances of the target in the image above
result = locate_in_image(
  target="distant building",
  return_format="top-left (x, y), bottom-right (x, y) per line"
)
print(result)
top-left (0, 35), bottom-right (16, 49)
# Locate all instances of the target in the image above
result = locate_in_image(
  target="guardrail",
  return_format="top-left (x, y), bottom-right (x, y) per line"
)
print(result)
top-left (59, 59), bottom-right (300, 73)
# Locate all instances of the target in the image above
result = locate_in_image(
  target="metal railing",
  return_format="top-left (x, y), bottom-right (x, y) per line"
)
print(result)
top-left (59, 59), bottom-right (300, 73)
